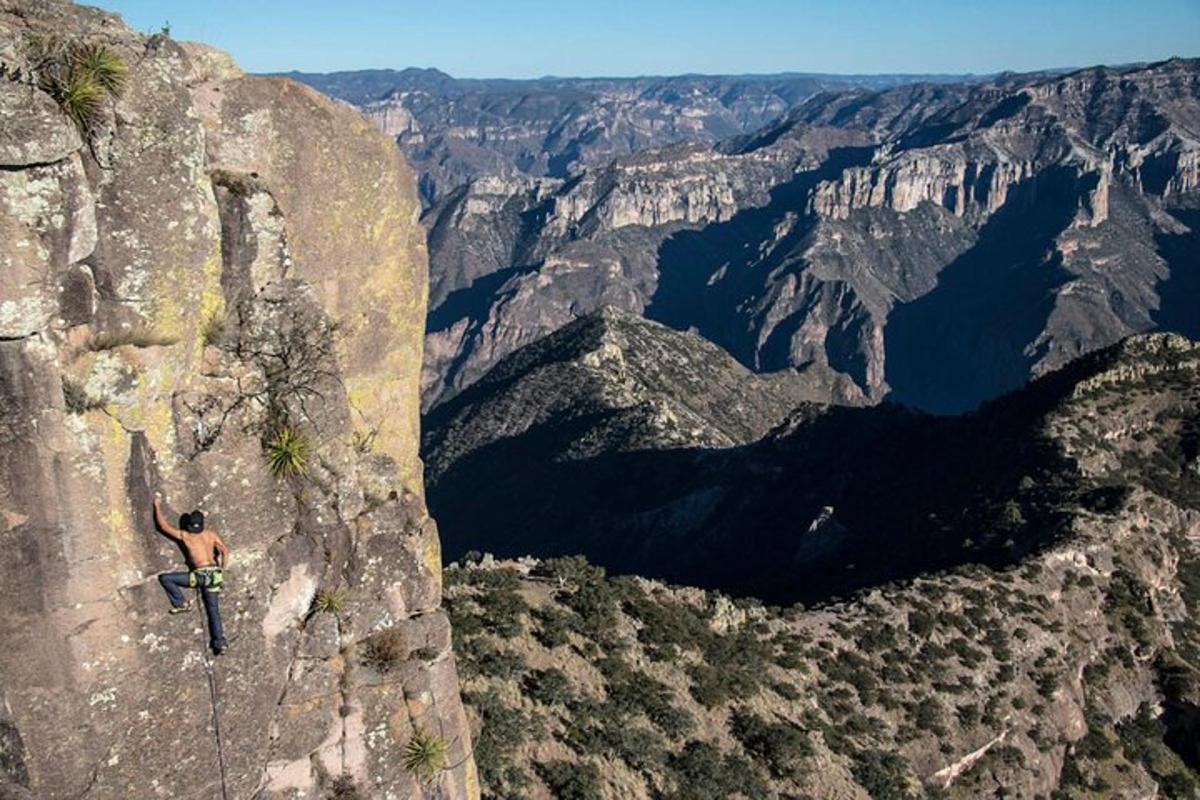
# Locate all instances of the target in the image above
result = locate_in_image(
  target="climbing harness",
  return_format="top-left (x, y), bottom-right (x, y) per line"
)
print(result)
top-left (195, 588), bottom-right (231, 800)
top-left (189, 565), bottom-right (224, 593)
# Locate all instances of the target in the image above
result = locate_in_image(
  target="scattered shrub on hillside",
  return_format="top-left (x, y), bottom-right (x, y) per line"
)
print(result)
top-left (537, 760), bottom-right (603, 800)
top-left (524, 668), bottom-right (574, 707)
top-left (598, 655), bottom-right (694, 738)
top-left (562, 579), bottom-right (624, 645)
top-left (729, 709), bottom-right (813, 779)
top-left (475, 644), bottom-right (527, 681)
top-left (535, 555), bottom-right (605, 587)
top-left (475, 582), bottom-right (529, 639)
top-left (465, 690), bottom-right (531, 793)
top-left (851, 748), bottom-right (917, 800)
top-left (687, 631), bottom-right (772, 708)
top-left (666, 740), bottom-right (767, 800)
top-left (1117, 703), bottom-right (1198, 798)
top-left (532, 604), bottom-right (576, 648)
top-left (564, 710), bottom-right (668, 774)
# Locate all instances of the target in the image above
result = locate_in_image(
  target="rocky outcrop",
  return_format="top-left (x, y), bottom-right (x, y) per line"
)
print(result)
top-left (0, 3), bottom-right (473, 799)
top-left (424, 307), bottom-right (863, 492)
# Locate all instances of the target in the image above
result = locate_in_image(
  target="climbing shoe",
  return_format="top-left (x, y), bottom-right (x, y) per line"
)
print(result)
top-left (169, 602), bottom-right (193, 615)
top-left (212, 643), bottom-right (226, 656)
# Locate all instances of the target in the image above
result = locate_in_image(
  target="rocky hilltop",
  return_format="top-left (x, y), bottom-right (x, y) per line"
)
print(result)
top-left (423, 307), bottom-right (863, 512)
top-left (419, 59), bottom-right (1200, 413)
top-left (0, 2), bottom-right (473, 798)
top-left (437, 333), bottom-right (1200, 798)
top-left (285, 68), bottom-right (971, 206)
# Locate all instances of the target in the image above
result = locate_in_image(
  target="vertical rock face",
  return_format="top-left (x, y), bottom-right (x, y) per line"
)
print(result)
top-left (0, 3), bottom-right (475, 799)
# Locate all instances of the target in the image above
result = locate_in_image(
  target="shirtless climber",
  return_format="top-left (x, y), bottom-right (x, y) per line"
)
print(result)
top-left (153, 496), bottom-right (230, 655)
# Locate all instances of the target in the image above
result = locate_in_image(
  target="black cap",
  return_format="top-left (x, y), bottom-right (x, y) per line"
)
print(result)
top-left (183, 511), bottom-right (204, 533)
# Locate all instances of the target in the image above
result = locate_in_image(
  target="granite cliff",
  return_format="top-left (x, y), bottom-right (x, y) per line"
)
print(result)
top-left (0, 2), bottom-right (474, 798)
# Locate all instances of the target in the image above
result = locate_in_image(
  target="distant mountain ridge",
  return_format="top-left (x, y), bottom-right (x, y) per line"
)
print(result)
top-left (416, 57), bottom-right (1200, 412)
top-left (282, 67), bottom-right (985, 204)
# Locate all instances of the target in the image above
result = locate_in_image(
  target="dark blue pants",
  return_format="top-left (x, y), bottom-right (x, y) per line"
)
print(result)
top-left (159, 571), bottom-right (226, 649)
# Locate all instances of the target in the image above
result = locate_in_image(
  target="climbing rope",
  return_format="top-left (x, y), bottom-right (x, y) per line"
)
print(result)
top-left (195, 588), bottom-right (231, 800)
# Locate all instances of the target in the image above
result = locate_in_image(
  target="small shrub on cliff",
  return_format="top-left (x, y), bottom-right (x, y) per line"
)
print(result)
top-left (403, 728), bottom-right (448, 781)
top-left (264, 426), bottom-right (310, 477)
top-left (327, 776), bottom-right (363, 799)
top-left (360, 628), bottom-right (406, 673)
top-left (73, 43), bottom-right (128, 95)
top-left (61, 376), bottom-right (105, 413)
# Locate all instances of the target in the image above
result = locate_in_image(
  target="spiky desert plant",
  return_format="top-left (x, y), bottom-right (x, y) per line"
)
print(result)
top-left (72, 43), bottom-right (128, 96)
top-left (59, 68), bottom-right (106, 131)
top-left (313, 588), bottom-right (347, 614)
top-left (26, 36), bottom-right (127, 138)
top-left (403, 728), bottom-right (448, 781)
top-left (264, 426), bottom-right (310, 478)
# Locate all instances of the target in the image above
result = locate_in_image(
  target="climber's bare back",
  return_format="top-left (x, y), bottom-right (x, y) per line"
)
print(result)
top-left (180, 529), bottom-right (223, 569)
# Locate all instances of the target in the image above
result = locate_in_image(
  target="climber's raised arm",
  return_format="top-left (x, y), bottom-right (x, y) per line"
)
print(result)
top-left (153, 496), bottom-right (183, 540)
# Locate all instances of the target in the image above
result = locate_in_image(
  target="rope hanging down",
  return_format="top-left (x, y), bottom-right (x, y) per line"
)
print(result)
top-left (196, 588), bottom-right (231, 800)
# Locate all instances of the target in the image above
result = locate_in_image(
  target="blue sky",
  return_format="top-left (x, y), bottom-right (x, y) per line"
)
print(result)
top-left (91, 0), bottom-right (1200, 78)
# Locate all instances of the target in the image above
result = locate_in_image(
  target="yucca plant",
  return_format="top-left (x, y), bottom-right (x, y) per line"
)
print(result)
top-left (313, 587), bottom-right (347, 614)
top-left (403, 728), bottom-right (448, 781)
top-left (264, 426), bottom-right (310, 478)
top-left (72, 43), bottom-right (128, 96)
top-left (25, 35), bottom-right (127, 138)
top-left (59, 69), bottom-right (105, 131)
